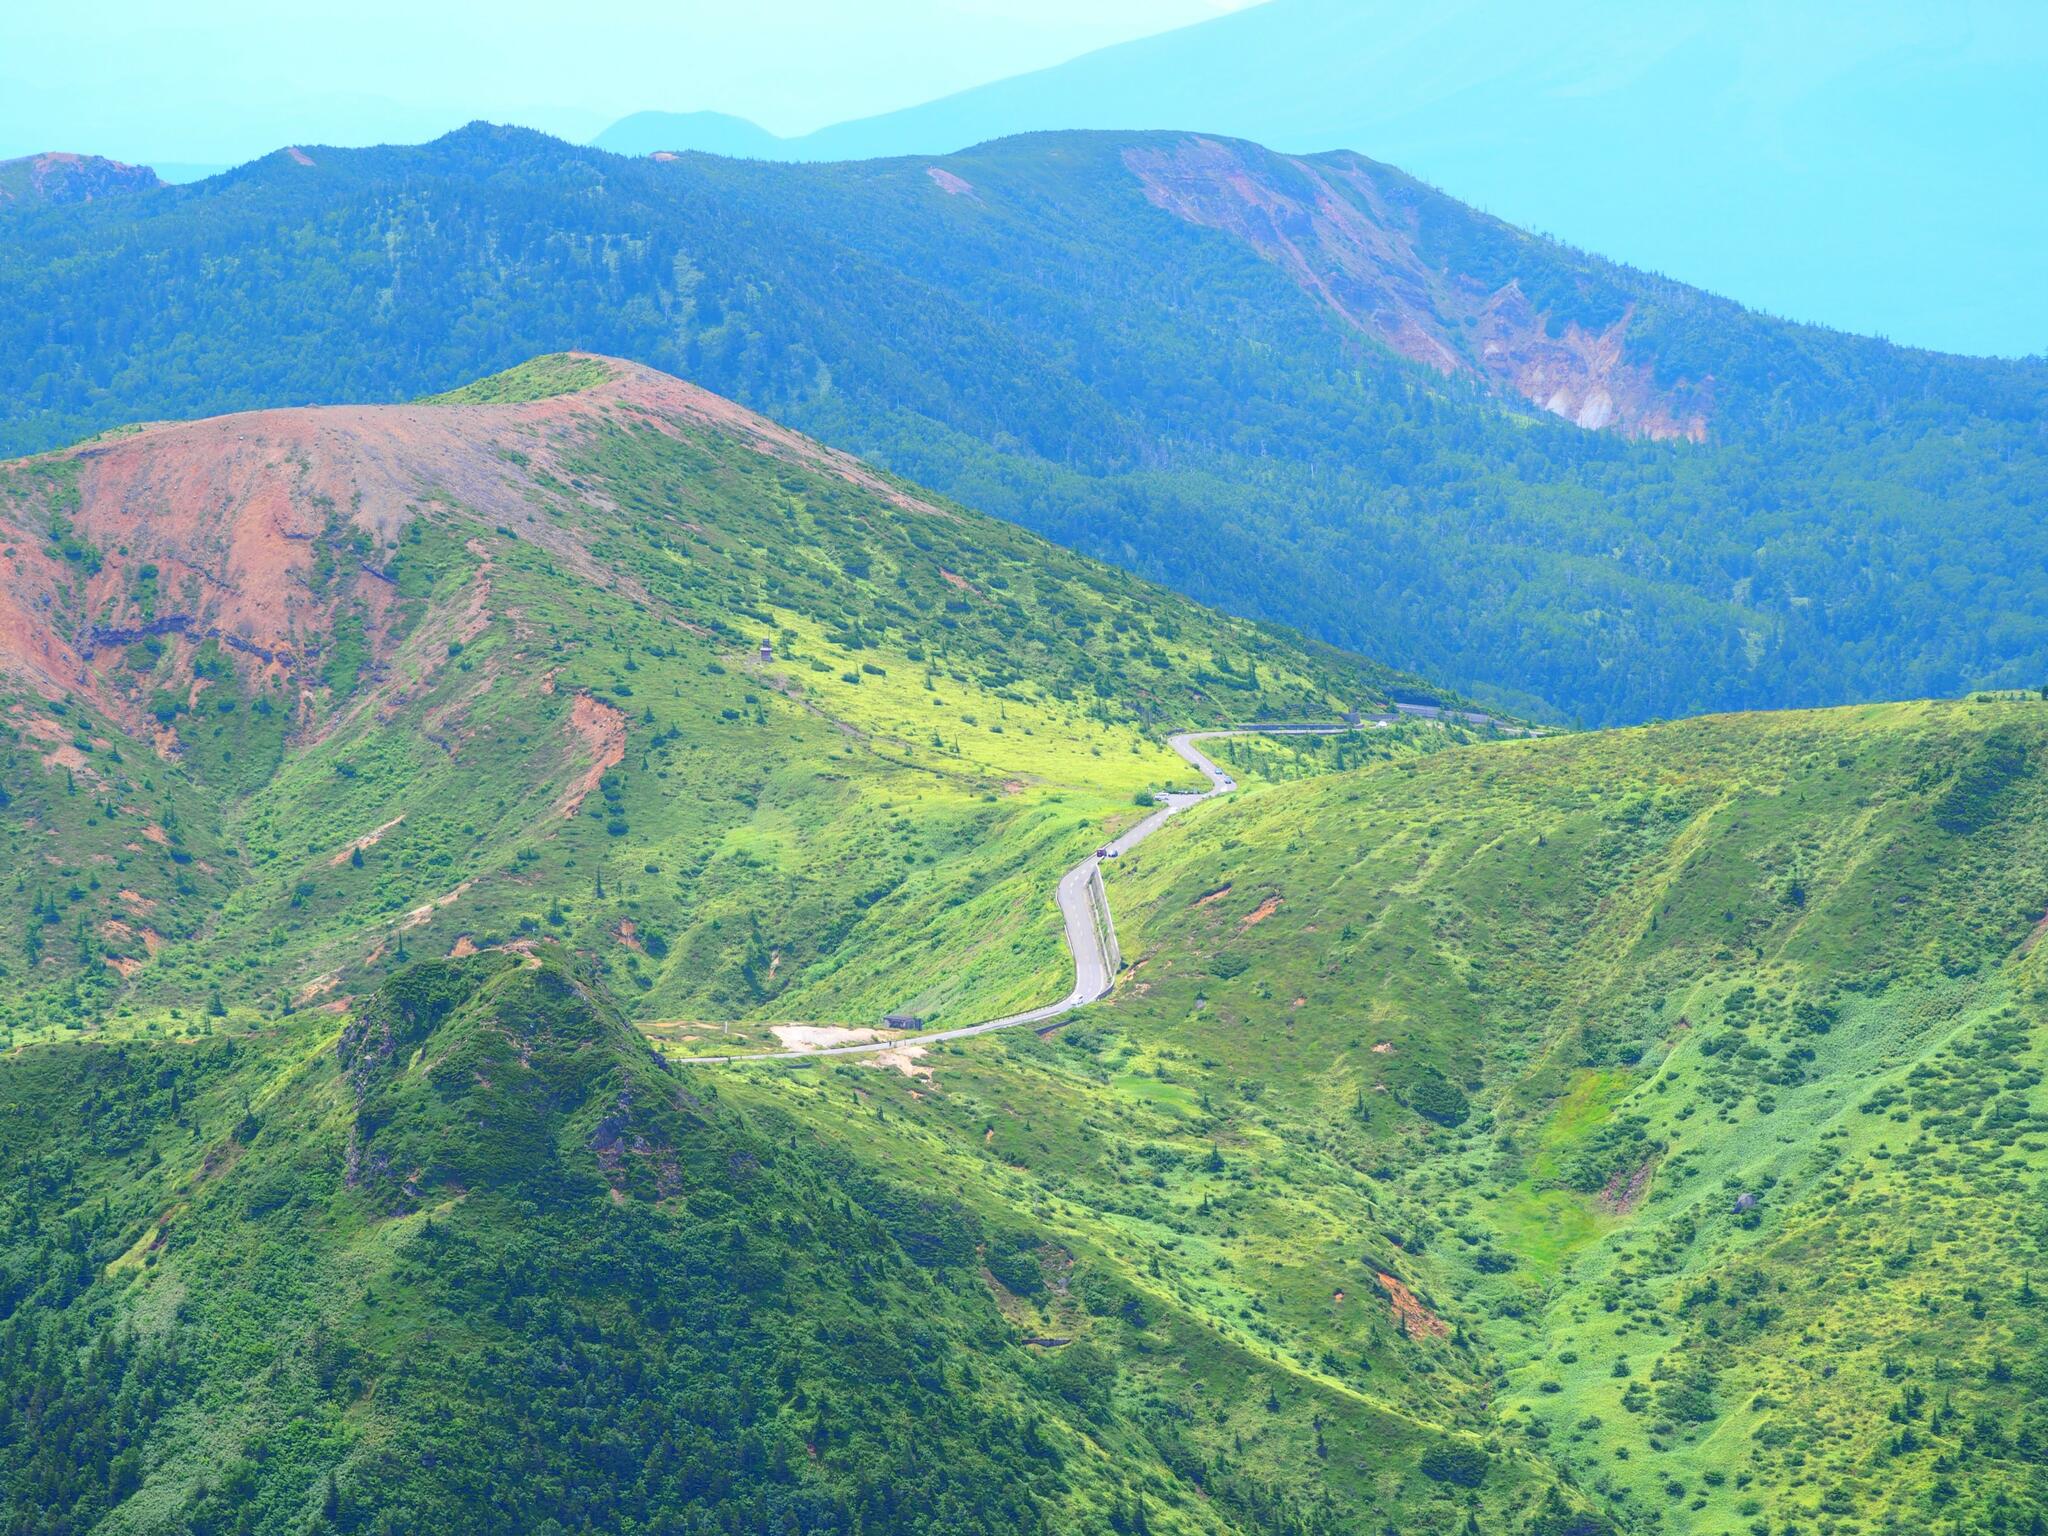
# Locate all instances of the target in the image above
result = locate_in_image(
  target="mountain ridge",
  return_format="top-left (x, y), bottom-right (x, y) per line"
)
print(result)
top-left (0, 353), bottom-right (959, 724)
top-left (0, 124), bottom-right (2042, 728)
top-left (589, 0), bottom-right (2048, 356)
top-left (0, 150), bottom-right (161, 207)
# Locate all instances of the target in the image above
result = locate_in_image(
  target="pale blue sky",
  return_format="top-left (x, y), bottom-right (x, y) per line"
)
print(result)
top-left (0, 1), bottom-right (1260, 167)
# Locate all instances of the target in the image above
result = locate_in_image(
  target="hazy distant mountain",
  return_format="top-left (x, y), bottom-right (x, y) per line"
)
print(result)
top-left (595, 0), bottom-right (2048, 356)
top-left (151, 161), bottom-right (232, 184)
top-left (594, 110), bottom-right (793, 160)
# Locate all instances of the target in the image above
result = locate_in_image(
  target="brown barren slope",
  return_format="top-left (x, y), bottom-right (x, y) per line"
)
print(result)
top-left (1125, 137), bottom-right (1710, 441)
top-left (0, 355), bottom-right (947, 724)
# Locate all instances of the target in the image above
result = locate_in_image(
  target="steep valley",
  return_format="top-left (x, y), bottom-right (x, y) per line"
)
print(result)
top-left (708, 702), bottom-right (2048, 1534)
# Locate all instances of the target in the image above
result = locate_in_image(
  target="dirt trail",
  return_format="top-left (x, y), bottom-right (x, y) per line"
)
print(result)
top-left (771, 1026), bottom-right (889, 1051)
top-left (331, 816), bottom-right (404, 866)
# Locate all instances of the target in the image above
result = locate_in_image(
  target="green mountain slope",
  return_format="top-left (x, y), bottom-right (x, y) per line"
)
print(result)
top-left (689, 699), bottom-right (2048, 1534)
top-left (5, 360), bottom-right (2046, 1532)
top-left (0, 354), bottom-right (1452, 1046)
top-left (0, 127), bottom-right (2042, 725)
top-left (12, 946), bottom-right (1584, 1533)
top-left (1073, 699), bottom-right (2048, 1530)
top-left (0, 363), bottom-right (1604, 1534)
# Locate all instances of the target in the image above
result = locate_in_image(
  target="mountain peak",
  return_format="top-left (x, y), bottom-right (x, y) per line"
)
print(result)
top-left (0, 151), bottom-right (161, 207)
top-left (592, 110), bottom-right (788, 159)
top-left (339, 946), bottom-right (698, 1209)
top-left (0, 355), bottom-right (948, 724)
top-left (413, 351), bottom-right (621, 405)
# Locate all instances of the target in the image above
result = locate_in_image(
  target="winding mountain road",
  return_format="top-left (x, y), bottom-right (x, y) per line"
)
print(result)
top-left (684, 725), bottom-right (1365, 1066)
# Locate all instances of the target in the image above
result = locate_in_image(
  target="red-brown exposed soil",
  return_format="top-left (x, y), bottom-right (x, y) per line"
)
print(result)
top-left (1241, 895), bottom-right (1283, 926)
top-left (1124, 139), bottom-right (1709, 442)
top-left (331, 816), bottom-right (404, 867)
top-left (400, 879), bottom-right (474, 930)
top-left (557, 693), bottom-right (627, 818)
top-left (0, 355), bottom-right (951, 724)
top-left (1599, 1155), bottom-right (1658, 1216)
top-left (1375, 1271), bottom-right (1450, 1340)
top-left (294, 972), bottom-right (340, 1006)
top-left (41, 741), bottom-right (91, 773)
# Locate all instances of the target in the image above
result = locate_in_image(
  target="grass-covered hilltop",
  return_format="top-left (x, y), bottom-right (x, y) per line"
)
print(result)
top-left (3, 360), bottom-right (2046, 1534)
top-left (0, 353), bottom-right (1444, 1045)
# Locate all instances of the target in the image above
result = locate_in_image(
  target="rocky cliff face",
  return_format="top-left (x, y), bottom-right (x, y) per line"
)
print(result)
top-left (1126, 137), bottom-right (1710, 441)
top-left (0, 152), bottom-right (161, 207)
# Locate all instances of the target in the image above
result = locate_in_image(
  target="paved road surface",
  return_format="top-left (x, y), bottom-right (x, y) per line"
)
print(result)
top-left (683, 725), bottom-right (1363, 1067)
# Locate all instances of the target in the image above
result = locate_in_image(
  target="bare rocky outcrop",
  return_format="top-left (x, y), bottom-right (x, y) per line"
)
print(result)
top-left (1125, 138), bottom-right (1709, 442)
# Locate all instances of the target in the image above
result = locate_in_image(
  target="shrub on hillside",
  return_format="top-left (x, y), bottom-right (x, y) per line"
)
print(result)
top-left (1404, 1068), bottom-right (1470, 1128)
top-left (1419, 1442), bottom-right (1489, 1487)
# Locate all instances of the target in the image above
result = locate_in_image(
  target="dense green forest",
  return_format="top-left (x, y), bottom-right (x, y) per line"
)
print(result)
top-left (1, 126), bottom-right (2043, 724)
top-left (4, 948), bottom-right (1582, 1534)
